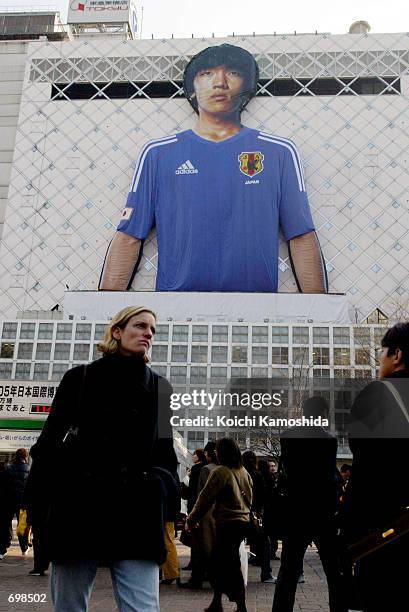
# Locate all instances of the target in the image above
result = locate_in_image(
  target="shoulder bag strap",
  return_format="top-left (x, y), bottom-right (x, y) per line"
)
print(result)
top-left (381, 380), bottom-right (409, 424)
top-left (232, 470), bottom-right (251, 511)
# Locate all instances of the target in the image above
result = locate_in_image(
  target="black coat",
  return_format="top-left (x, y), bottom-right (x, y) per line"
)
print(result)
top-left (27, 353), bottom-right (178, 564)
top-left (344, 371), bottom-right (409, 538)
top-left (4, 460), bottom-right (30, 509)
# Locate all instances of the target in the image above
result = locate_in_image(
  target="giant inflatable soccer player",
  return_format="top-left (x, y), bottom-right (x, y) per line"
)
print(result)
top-left (100, 44), bottom-right (328, 293)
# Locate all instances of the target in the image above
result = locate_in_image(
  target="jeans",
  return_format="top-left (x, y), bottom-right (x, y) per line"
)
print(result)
top-left (51, 559), bottom-right (159, 612)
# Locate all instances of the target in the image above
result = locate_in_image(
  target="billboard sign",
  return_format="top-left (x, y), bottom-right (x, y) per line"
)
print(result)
top-left (68, 0), bottom-right (135, 25)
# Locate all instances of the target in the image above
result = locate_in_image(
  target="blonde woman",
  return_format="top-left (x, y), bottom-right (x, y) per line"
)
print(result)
top-left (27, 306), bottom-right (177, 612)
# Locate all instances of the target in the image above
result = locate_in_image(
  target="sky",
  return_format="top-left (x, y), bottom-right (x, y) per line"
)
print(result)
top-left (5, 0), bottom-right (409, 37)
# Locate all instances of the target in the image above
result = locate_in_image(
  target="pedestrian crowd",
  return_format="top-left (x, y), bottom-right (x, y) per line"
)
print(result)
top-left (0, 314), bottom-right (408, 612)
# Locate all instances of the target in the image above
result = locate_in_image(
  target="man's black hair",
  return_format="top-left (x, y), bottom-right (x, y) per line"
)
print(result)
top-left (183, 43), bottom-right (259, 115)
top-left (381, 322), bottom-right (409, 368)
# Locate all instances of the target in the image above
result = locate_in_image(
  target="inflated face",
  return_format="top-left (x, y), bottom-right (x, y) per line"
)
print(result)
top-left (192, 64), bottom-right (245, 117)
top-left (113, 312), bottom-right (156, 358)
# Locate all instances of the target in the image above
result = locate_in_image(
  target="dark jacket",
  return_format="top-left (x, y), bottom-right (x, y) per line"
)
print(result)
top-left (4, 460), bottom-right (30, 509)
top-left (185, 461), bottom-right (204, 514)
top-left (27, 353), bottom-right (178, 564)
top-left (279, 426), bottom-right (338, 531)
top-left (344, 371), bottom-right (409, 538)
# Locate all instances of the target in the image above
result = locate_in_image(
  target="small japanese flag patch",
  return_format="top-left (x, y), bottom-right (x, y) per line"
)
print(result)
top-left (121, 207), bottom-right (133, 221)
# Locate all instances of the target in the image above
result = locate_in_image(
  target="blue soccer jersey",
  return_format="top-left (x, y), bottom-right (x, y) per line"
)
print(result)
top-left (118, 127), bottom-right (315, 292)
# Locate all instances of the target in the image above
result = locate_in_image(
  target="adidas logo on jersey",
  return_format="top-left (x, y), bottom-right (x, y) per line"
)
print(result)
top-left (175, 160), bottom-right (198, 175)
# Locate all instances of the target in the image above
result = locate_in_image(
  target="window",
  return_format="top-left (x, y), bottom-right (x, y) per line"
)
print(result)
top-left (334, 348), bottom-right (350, 366)
top-left (271, 367), bottom-right (288, 378)
top-left (271, 347), bottom-right (288, 365)
top-left (1, 322), bottom-right (17, 339)
top-left (354, 327), bottom-right (371, 346)
top-left (313, 368), bottom-right (330, 378)
top-left (190, 366), bottom-right (207, 383)
top-left (20, 323), bottom-right (35, 339)
top-left (211, 346), bottom-right (228, 363)
top-left (210, 367), bottom-right (227, 383)
top-left (51, 363), bottom-right (69, 381)
top-left (38, 323), bottom-right (54, 339)
top-left (312, 347), bottom-right (329, 366)
top-left (56, 324), bottom-right (72, 340)
top-left (212, 326), bottom-right (228, 342)
top-left (192, 325), bottom-right (208, 342)
top-left (15, 362), bottom-right (31, 380)
top-left (155, 325), bottom-right (169, 342)
top-left (0, 343), bottom-right (14, 358)
top-left (153, 365), bottom-right (167, 377)
top-left (73, 344), bottom-right (90, 361)
top-left (169, 366), bottom-right (187, 383)
top-left (0, 362), bottom-right (12, 378)
top-left (229, 431), bottom-right (247, 449)
top-left (172, 325), bottom-right (188, 342)
top-left (252, 326), bottom-right (268, 343)
top-left (251, 367), bottom-right (268, 377)
top-left (191, 346), bottom-right (208, 363)
top-left (231, 367), bottom-right (247, 378)
top-left (313, 327), bottom-right (329, 344)
top-left (54, 343), bottom-right (71, 360)
top-left (92, 345), bottom-right (101, 360)
top-left (207, 431), bottom-right (226, 441)
top-left (151, 345), bottom-right (168, 362)
top-left (292, 347), bottom-right (309, 366)
top-left (333, 327), bottom-right (350, 345)
top-left (355, 349), bottom-right (370, 366)
top-left (271, 326), bottom-right (289, 343)
top-left (75, 324), bottom-right (92, 340)
top-left (232, 346), bottom-right (247, 363)
top-left (293, 327), bottom-right (309, 344)
top-left (171, 345), bottom-right (188, 362)
top-left (17, 343), bottom-right (33, 360)
top-left (33, 363), bottom-right (50, 380)
top-left (355, 369), bottom-right (373, 379)
top-left (187, 431), bottom-right (204, 450)
top-left (252, 346), bottom-right (268, 364)
top-left (334, 368), bottom-right (351, 378)
top-left (232, 326), bottom-right (248, 343)
top-left (374, 327), bottom-right (385, 346)
top-left (94, 324), bottom-right (106, 340)
top-left (36, 343), bottom-right (51, 360)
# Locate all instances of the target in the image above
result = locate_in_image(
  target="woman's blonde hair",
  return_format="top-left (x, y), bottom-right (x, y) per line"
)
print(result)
top-left (97, 305), bottom-right (156, 362)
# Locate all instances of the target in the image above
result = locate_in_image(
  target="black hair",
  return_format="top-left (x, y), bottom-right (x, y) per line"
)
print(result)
top-left (242, 449), bottom-right (258, 471)
top-left (340, 464), bottom-right (352, 473)
top-left (183, 43), bottom-right (259, 115)
top-left (257, 458), bottom-right (270, 480)
top-left (381, 322), bottom-right (409, 368)
top-left (194, 448), bottom-right (206, 463)
top-left (216, 437), bottom-right (243, 469)
top-left (204, 440), bottom-right (218, 464)
top-left (302, 396), bottom-right (329, 419)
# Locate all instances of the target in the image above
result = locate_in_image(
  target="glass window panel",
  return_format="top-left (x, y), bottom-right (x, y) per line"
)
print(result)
top-left (56, 324), bottom-right (73, 340)
top-left (312, 347), bottom-right (329, 366)
top-left (155, 325), bottom-right (169, 342)
top-left (0, 342), bottom-right (15, 358)
top-left (94, 324), bottom-right (106, 341)
top-left (54, 343), bottom-right (71, 360)
top-left (152, 365), bottom-right (167, 377)
top-left (334, 368), bottom-right (352, 378)
top-left (33, 363), bottom-right (50, 380)
top-left (373, 327), bottom-right (385, 347)
top-left (169, 366), bottom-right (187, 383)
top-left (73, 343), bottom-right (90, 361)
top-left (271, 347), bottom-right (288, 365)
top-left (232, 346), bottom-right (247, 363)
top-left (353, 327), bottom-right (371, 346)
top-left (17, 343), bottom-right (33, 360)
top-left (38, 323), bottom-right (54, 339)
top-left (252, 346), bottom-right (268, 364)
top-left (313, 368), bottom-right (331, 378)
top-left (334, 348), bottom-right (350, 366)
top-left (211, 346), bottom-right (228, 363)
top-left (35, 343), bottom-right (51, 360)
top-left (252, 326), bottom-right (268, 343)
top-left (151, 345), bottom-right (168, 362)
top-left (187, 431), bottom-right (204, 451)
top-left (355, 348), bottom-right (370, 366)
top-left (251, 367), bottom-right (268, 377)
top-left (333, 327), bottom-right (350, 345)
top-left (172, 326), bottom-right (188, 342)
top-left (271, 326), bottom-right (289, 343)
top-left (171, 345), bottom-right (188, 362)
top-left (92, 344), bottom-right (101, 360)
top-left (51, 363), bottom-right (69, 381)
top-left (313, 327), bottom-right (329, 344)
top-left (192, 325), bottom-right (208, 342)
top-left (355, 369), bottom-right (373, 379)
top-left (20, 323), bottom-right (35, 339)
top-left (1, 322), bottom-right (17, 339)
top-left (232, 326), bottom-right (248, 343)
top-left (271, 367), bottom-right (288, 378)
top-left (212, 326), bottom-right (228, 342)
top-left (0, 362), bottom-right (12, 378)
top-left (15, 362), bottom-right (31, 380)
top-left (190, 366), bottom-right (207, 383)
top-left (191, 346), bottom-right (208, 363)
top-left (210, 367), bottom-right (227, 383)
top-left (293, 327), bottom-right (309, 344)
top-left (231, 367), bottom-right (247, 378)
top-left (292, 347), bottom-right (309, 365)
top-left (75, 324), bottom-right (92, 340)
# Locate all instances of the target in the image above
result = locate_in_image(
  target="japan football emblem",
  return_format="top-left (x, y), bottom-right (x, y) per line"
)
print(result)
top-left (238, 151), bottom-right (264, 177)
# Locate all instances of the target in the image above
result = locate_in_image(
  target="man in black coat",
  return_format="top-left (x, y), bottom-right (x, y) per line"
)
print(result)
top-left (344, 322), bottom-right (409, 611)
top-left (272, 397), bottom-right (347, 612)
top-left (1, 449), bottom-right (30, 556)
